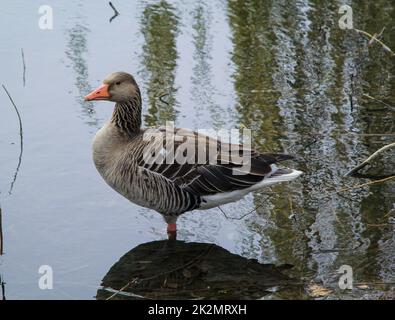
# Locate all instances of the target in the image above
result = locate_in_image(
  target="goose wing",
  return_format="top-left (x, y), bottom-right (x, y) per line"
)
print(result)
top-left (138, 127), bottom-right (293, 196)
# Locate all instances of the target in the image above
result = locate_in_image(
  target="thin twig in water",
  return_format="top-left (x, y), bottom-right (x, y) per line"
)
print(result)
top-left (109, 2), bottom-right (120, 23)
top-left (218, 203), bottom-right (254, 220)
top-left (157, 92), bottom-right (170, 106)
top-left (102, 286), bottom-right (146, 299)
top-left (354, 28), bottom-right (395, 56)
top-left (368, 27), bottom-right (385, 47)
top-left (218, 194), bottom-right (271, 220)
top-left (288, 195), bottom-right (294, 214)
top-left (2, 85), bottom-right (24, 194)
top-left (338, 176), bottom-right (395, 193)
top-left (106, 278), bottom-right (139, 300)
top-left (383, 208), bottom-right (395, 218)
top-left (0, 275), bottom-right (5, 300)
top-left (346, 142), bottom-right (395, 176)
top-left (0, 206), bottom-right (3, 255)
top-left (363, 93), bottom-right (395, 112)
top-left (21, 48), bottom-right (26, 87)
top-left (349, 73), bottom-right (354, 112)
top-left (366, 223), bottom-right (393, 228)
top-left (356, 133), bottom-right (395, 137)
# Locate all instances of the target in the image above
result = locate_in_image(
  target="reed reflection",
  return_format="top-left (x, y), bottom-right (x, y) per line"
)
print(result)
top-left (66, 23), bottom-right (100, 127)
top-left (140, 0), bottom-right (179, 127)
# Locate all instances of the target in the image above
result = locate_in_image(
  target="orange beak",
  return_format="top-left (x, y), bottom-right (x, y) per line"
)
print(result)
top-left (84, 84), bottom-right (110, 101)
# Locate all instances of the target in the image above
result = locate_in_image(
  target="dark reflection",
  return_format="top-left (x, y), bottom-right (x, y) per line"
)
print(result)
top-left (140, 0), bottom-right (179, 126)
top-left (65, 23), bottom-right (99, 127)
top-left (96, 240), bottom-right (296, 300)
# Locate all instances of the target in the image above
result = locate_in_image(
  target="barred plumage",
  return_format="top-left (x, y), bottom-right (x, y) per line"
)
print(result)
top-left (86, 72), bottom-right (302, 239)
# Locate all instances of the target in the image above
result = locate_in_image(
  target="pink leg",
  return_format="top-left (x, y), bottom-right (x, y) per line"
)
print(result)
top-left (167, 223), bottom-right (177, 240)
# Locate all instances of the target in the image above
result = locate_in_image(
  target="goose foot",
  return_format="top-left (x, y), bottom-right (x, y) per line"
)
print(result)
top-left (167, 223), bottom-right (177, 241)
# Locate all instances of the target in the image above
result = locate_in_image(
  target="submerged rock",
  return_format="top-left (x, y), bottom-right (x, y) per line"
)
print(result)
top-left (97, 240), bottom-right (295, 300)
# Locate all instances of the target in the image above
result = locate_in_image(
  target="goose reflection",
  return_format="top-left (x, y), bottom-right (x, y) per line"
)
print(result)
top-left (97, 240), bottom-right (295, 300)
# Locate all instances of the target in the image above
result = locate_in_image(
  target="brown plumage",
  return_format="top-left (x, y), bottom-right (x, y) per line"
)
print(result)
top-left (85, 72), bottom-right (302, 240)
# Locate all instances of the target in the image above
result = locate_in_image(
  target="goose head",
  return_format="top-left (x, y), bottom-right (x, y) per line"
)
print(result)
top-left (85, 72), bottom-right (140, 103)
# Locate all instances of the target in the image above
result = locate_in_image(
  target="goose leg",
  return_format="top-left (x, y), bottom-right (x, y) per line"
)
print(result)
top-left (167, 223), bottom-right (177, 241)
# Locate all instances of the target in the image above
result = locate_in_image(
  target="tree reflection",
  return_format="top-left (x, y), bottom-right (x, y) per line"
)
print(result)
top-left (228, 0), bottom-right (395, 293)
top-left (140, 0), bottom-right (179, 126)
top-left (66, 23), bottom-right (99, 127)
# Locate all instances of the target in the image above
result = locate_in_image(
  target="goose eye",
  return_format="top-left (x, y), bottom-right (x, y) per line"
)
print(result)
top-left (115, 81), bottom-right (121, 85)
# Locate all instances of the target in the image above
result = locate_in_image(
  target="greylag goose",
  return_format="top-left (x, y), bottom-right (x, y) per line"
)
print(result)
top-left (85, 72), bottom-right (302, 240)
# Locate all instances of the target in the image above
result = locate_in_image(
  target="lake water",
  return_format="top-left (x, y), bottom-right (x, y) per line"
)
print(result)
top-left (0, 0), bottom-right (394, 299)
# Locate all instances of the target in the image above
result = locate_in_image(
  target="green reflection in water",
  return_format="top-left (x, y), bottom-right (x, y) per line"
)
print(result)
top-left (228, 0), bottom-right (282, 151)
top-left (140, 0), bottom-right (179, 126)
top-left (228, 0), bottom-right (395, 298)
